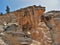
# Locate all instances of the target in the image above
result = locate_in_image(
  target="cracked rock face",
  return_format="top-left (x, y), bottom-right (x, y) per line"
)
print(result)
top-left (28, 20), bottom-right (53, 45)
top-left (0, 5), bottom-right (60, 45)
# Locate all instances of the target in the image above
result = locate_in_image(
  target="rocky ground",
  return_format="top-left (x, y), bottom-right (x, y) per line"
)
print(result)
top-left (0, 36), bottom-right (8, 45)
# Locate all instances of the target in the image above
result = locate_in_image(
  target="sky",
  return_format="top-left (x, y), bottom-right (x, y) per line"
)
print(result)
top-left (0, 0), bottom-right (60, 14)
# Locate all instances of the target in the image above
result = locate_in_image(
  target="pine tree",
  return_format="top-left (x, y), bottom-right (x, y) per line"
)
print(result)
top-left (6, 6), bottom-right (10, 13)
top-left (0, 12), bottom-right (3, 15)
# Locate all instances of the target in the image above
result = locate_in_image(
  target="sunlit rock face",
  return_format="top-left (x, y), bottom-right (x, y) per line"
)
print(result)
top-left (30, 10), bottom-right (60, 45)
top-left (0, 5), bottom-right (60, 45)
top-left (44, 10), bottom-right (60, 45)
top-left (0, 5), bottom-right (45, 45)
top-left (30, 22), bottom-right (52, 45)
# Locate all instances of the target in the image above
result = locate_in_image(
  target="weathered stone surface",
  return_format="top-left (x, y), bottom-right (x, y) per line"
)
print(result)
top-left (44, 11), bottom-right (60, 45)
top-left (0, 5), bottom-right (60, 45)
top-left (0, 5), bottom-right (45, 45)
top-left (0, 37), bottom-right (8, 45)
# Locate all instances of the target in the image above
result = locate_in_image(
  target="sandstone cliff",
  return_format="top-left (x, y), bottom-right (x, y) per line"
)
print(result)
top-left (0, 5), bottom-right (60, 45)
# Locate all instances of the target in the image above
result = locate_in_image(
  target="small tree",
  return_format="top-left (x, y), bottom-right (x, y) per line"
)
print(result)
top-left (6, 6), bottom-right (10, 13)
top-left (0, 12), bottom-right (3, 15)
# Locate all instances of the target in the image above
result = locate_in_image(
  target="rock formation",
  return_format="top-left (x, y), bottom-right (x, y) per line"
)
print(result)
top-left (0, 5), bottom-right (60, 45)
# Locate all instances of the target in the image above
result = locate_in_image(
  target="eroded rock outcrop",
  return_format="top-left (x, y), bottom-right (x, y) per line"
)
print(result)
top-left (0, 5), bottom-right (60, 45)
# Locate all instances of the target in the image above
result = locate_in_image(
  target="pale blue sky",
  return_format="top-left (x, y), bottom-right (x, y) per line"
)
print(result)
top-left (0, 0), bottom-right (60, 13)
